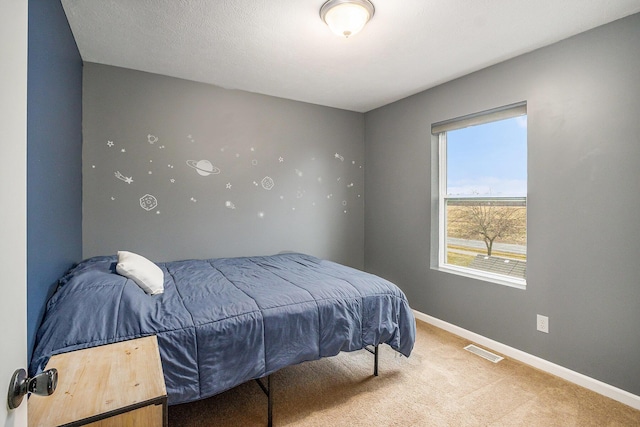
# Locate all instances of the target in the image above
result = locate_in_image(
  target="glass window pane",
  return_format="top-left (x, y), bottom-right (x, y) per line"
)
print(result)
top-left (446, 116), bottom-right (527, 197)
top-left (442, 115), bottom-right (527, 281)
top-left (445, 199), bottom-right (527, 279)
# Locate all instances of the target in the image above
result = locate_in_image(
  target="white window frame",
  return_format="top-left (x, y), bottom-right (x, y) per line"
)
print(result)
top-left (432, 102), bottom-right (527, 289)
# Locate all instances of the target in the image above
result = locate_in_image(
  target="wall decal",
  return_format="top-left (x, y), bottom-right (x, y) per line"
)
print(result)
top-left (186, 159), bottom-right (221, 176)
top-left (115, 171), bottom-right (134, 184)
top-left (96, 132), bottom-right (362, 224)
top-left (140, 194), bottom-right (158, 211)
top-left (261, 176), bottom-right (275, 190)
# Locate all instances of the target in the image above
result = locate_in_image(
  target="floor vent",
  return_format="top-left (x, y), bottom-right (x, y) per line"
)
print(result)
top-left (464, 344), bottom-right (504, 363)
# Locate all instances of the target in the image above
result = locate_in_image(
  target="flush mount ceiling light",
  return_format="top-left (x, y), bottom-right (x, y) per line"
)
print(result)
top-left (320, 0), bottom-right (375, 38)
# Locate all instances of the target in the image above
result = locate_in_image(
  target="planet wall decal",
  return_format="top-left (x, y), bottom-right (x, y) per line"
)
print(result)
top-left (186, 159), bottom-right (221, 176)
top-left (139, 194), bottom-right (158, 211)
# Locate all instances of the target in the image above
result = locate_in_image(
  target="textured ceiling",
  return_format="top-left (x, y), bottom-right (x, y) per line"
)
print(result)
top-left (62, 0), bottom-right (640, 112)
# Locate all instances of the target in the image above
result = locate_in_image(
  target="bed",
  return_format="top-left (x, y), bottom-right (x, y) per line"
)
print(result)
top-left (30, 252), bottom-right (415, 420)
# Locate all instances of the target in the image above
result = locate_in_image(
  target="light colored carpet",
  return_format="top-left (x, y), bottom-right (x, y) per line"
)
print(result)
top-left (168, 321), bottom-right (640, 426)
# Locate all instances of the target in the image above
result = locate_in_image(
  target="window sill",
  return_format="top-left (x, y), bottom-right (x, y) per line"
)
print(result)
top-left (433, 264), bottom-right (526, 290)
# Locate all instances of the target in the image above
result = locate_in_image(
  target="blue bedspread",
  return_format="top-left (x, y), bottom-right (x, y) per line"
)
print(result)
top-left (31, 253), bottom-right (415, 405)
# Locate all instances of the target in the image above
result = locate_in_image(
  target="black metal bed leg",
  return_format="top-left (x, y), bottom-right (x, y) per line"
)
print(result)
top-left (267, 375), bottom-right (272, 427)
top-left (364, 344), bottom-right (379, 376)
top-left (255, 375), bottom-right (273, 427)
top-left (374, 344), bottom-right (379, 376)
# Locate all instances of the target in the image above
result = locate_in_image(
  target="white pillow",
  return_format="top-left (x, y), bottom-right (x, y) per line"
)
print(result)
top-left (116, 251), bottom-right (164, 295)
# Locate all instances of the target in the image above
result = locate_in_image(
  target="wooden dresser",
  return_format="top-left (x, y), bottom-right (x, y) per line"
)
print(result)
top-left (28, 336), bottom-right (167, 427)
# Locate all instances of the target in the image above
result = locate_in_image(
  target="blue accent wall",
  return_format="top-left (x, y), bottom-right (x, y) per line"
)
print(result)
top-left (27, 0), bottom-right (82, 358)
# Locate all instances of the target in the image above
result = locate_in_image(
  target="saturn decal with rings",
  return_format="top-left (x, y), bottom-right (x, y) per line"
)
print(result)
top-left (186, 159), bottom-right (221, 176)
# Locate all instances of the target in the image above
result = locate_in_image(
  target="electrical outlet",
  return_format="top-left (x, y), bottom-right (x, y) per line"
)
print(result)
top-left (537, 314), bottom-right (549, 333)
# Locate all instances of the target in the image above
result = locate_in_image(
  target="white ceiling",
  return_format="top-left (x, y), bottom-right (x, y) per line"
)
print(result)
top-left (61, 0), bottom-right (640, 113)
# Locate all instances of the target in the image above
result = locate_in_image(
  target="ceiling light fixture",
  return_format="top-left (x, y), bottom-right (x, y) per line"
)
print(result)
top-left (320, 0), bottom-right (375, 38)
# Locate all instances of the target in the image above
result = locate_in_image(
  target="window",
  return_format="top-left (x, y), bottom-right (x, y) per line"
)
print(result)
top-left (432, 103), bottom-right (527, 288)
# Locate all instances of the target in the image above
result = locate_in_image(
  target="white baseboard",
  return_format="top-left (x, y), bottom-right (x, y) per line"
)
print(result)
top-left (413, 309), bottom-right (640, 411)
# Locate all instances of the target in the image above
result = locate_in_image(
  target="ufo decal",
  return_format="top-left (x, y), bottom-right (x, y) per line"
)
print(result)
top-left (186, 159), bottom-right (221, 176)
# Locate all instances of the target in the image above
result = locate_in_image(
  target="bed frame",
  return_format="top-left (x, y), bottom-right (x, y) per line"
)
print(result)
top-left (255, 345), bottom-right (379, 427)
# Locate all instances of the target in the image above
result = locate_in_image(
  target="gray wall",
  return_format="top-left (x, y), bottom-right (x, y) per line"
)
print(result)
top-left (364, 13), bottom-right (640, 396)
top-left (83, 64), bottom-right (364, 268)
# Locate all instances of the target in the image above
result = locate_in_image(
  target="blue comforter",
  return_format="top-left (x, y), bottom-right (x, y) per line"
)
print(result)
top-left (31, 253), bottom-right (415, 405)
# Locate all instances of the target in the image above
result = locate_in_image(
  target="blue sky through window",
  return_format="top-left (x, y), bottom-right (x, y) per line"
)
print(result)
top-left (446, 116), bottom-right (527, 197)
